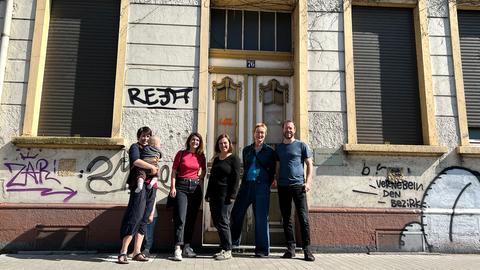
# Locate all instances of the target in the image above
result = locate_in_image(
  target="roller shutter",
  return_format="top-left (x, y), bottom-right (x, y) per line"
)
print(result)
top-left (38, 0), bottom-right (120, 137)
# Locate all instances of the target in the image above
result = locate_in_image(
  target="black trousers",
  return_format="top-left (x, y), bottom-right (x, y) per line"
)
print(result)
top-left (278, 185), bottom-right (311, 250)
top-left (209, 200), bottom-right (233, 251)
top-left (120, 186), bottom-right (156, 239)
top-left (173, 185), bottom-right (202, 246)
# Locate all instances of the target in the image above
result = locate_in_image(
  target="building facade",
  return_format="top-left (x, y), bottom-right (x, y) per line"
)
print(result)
top-left (0, 0), bottom-right (479, 253)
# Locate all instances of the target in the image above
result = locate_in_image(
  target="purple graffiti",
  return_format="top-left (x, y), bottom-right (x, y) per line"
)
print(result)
top-left (6, 187), bottom-right (77, 203)
top-left (4, 152), bottom-right (77, 202)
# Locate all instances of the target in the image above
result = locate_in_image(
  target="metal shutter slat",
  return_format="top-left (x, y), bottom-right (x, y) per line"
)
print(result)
top-left (37, 0), bottom-right (119, 137)
top-left (459, 11), bottom-right (480, 129)
top-left (352, 6), bottom-right (422, 145)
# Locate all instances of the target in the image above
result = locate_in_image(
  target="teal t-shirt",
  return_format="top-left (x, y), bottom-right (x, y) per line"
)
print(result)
top-left (246, 156), bottom-right (259, 181)
top-left (276, 140), bottom-right (312, 186)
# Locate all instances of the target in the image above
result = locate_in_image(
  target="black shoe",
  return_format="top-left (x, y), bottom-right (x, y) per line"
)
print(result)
top-left (143, 249), bottom-right (151, 258)
top-left (304, 250), bottom-right (315, 261)
top-left (254, 253), bottom-right (268, 258)
top-left (282, 249), bottom-right (296, 258)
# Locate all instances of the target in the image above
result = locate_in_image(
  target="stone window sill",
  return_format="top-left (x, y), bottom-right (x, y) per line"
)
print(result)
top-left (457, 146), bottom-right (480, 157)
top-left (12, 136), bottom-right (126, 150)
top-left (344, 144), bottom-right (448, 156)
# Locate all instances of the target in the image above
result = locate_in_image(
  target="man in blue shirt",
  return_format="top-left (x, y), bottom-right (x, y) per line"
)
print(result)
top-left (230, 123), bottom-right (277, 257)
top-left (275, 120), bottom-right (315, 261)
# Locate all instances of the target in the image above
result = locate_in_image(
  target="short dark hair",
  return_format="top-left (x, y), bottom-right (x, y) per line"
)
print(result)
top-left (215, 133), bottom-right (233, 153)
top-left (137, 126), bottom-right (152, 139)
top-left (282, 120), bottom-right (295, 129)
top-left (185, 132), bottom-right (204, 155)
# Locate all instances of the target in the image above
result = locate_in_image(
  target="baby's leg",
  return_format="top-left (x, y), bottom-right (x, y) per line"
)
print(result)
top-left (135, 170), bottom-right (147, 193)
top-left (147, 177), bottom-right (158, 189)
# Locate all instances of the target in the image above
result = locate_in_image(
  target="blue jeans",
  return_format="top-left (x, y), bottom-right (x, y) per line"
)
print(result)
top-left (144, 215), bottom-right (158, 251)
top-left (278, 185), bottom-right (311, 250)
top-left (230, 181), bottom-right (271, 255)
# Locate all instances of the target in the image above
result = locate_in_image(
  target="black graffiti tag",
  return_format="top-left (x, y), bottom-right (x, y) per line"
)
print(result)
top-left (86, 154), bottom-right (129, 195)
top-left (128, 87), bottom-right (193, 109)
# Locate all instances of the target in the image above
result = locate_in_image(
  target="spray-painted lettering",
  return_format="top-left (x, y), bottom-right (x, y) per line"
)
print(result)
top-left (128, 87), bottom-right (193, 109)
top-left (4, 150), bottom-right (77, 202)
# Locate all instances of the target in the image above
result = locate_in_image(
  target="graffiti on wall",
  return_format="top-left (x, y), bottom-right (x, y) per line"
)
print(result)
top-left (3, 149), bottom-right (78, 202)
top-left (83, 151), bottom-right (130, 195)
top-left (418, 167), bottom-right (480, 251)
top-left (127, 87), bottom-right (193, 109)
top-left (84, 151), bottom-right (172, 195)
top-left (354, 163), bottom-right (480, 252)
top-left (353, 162), bottom-right (424, 208)
top-left (3, 148), bottom-right (175, 202)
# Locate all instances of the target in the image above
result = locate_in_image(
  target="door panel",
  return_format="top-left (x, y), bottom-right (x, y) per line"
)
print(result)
top-left (204, 74), bottom-right (292, 247)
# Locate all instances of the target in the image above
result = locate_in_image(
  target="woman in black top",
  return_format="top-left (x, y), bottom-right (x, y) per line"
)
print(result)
top-left (205, 134), bottom-right (240, 260)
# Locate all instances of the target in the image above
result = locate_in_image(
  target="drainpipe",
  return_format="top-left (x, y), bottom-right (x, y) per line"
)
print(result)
top-left (0, 0), bottom-right (14, 104)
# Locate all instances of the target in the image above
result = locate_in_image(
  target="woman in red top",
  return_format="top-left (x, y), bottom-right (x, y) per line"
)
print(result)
top-left (169, 132), bottom-right (206, 261)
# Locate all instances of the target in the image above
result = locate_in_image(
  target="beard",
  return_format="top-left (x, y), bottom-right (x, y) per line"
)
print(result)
top-left (283, 131), bottom-right (293, 139)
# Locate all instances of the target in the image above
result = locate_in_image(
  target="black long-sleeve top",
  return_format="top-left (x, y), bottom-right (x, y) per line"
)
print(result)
top-left (205, 154), bottom-right (240, 204)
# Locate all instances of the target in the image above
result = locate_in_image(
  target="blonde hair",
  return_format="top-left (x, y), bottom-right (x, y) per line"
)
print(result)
top-left (148, 136), bottom-right (161, 148)
top-left (254, 123), bottom-right (268, 134)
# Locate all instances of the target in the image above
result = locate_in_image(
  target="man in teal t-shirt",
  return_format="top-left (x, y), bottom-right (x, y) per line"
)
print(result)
top-left (275, 120), bottom-right (315, 262)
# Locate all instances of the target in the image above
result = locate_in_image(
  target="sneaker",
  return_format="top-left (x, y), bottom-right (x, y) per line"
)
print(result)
top-left (282, 249), bottom-right (296, 258)
top-left (304, 250), bottom-right (315, 262)
top-left (182, 246), bottom-right (197, 258)
top-left (213, 250), bottom-right (224, 259)
top-left (173, 248), bottom-right (183, 261)
top-left (215, 250), bottom-right (232, 260)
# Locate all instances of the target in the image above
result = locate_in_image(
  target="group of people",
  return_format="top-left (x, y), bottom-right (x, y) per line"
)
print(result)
top-left (117, 120), bottom-right (315, 264)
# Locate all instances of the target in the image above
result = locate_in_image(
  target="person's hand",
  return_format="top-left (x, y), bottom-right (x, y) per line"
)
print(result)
top-left (303, 181), bottom-right (311, 193)
top-left (169, 187), bottom-right (177, 198)
top-left (150, 166), bottom-right (158, 176)
top-left (147, 215), bottom-right (154, 224)
top-left (271, 180), bottom-right (277, 189)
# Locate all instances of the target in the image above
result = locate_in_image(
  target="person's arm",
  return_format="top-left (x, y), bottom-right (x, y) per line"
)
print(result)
top-left (303, 143), bottom-right (314, 192)
top-left (170, 151), bottom-right (182, 198)
top-left (227, 156), bottom-right (241, 204)
top-left (304, 157), bottom-right (313, 192)
top-left (198, 154), bottom-right (207, 181)
top-left (130, 144), bottom-right (158, 175)
top-left (148, 195), bottom-right (157, 223)
top-left (273, 160), bottom-right (280, 188)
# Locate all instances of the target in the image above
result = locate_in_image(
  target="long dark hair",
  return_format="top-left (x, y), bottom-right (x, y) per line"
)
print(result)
top-left (185, 132), bottom-right (204, 155)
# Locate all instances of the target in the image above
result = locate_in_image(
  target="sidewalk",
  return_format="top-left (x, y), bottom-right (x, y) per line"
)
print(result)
top-left (1, 252), bottom-right (479, 270)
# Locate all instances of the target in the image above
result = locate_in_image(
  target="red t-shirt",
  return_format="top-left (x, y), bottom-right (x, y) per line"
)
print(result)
top-left (172, 150), bottom-right (206, 179)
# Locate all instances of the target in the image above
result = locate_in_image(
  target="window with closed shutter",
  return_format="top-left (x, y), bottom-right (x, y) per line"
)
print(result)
top-left (37, 0), bottom-right (120, 137)
top-left (352, 6), bottom-right (422, 145)
top-left (458, 10), bottom-right (480, 141)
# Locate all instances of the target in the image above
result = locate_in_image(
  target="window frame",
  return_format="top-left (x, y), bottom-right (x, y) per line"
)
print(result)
top-left (198, 0), bottom-right (308, 143)
top-left (15, 0), bottom-right (127, 149)
top-left (449, 0), bottom-right (480, 156)
top-left (343, 0), bottom-right (447, 156)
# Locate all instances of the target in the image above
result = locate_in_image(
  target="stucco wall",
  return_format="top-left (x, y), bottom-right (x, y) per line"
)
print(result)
top-left (0, 0), bottom-right (479, 253)
top-left (307, 0), bottom-right (480, 252)
top-left (0, 0), bottom-right (202, 205)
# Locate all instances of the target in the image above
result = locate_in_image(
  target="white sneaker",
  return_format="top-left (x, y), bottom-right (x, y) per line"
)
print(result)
top-left (182, 246), bottom-right (197, 258)
top-left (215, 250), bottom-right (232, 260)
top-left (213, 250), bottom-right (224, 258)
top-left (173, 248), bottom-right (183, 261)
